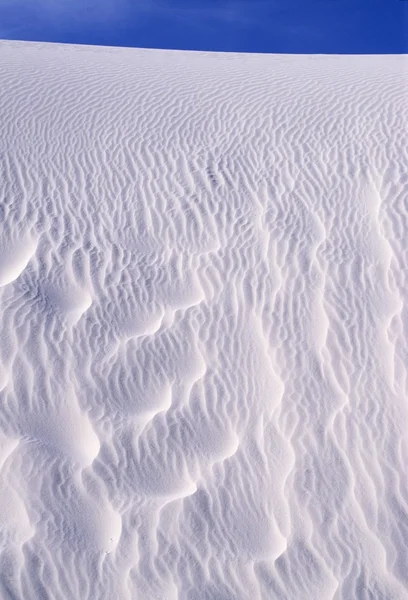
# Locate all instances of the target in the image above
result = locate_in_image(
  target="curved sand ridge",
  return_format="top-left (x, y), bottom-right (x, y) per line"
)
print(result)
top-left (0, 41), bottom-right (407, 599)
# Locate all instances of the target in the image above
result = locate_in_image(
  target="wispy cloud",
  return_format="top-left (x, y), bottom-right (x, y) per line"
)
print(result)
top-left (0, 0), bottom-right (270, 39)
top-left (154, 0), bottom-right (271, 28)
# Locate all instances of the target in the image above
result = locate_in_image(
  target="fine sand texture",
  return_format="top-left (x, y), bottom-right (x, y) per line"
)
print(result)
top-left (0, 41), bottom-right (407, 600)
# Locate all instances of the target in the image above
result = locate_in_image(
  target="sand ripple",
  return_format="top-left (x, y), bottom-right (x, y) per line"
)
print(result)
top-left (0, 41), bottom-right (407, 599)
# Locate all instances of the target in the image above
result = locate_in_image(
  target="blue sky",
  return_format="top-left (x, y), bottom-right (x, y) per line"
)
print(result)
top-left (0, 0), bottom-right (406, 54)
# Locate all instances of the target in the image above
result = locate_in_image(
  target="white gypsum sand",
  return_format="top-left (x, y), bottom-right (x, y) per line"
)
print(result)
top-left (0, 40), bottom-right (407, 600)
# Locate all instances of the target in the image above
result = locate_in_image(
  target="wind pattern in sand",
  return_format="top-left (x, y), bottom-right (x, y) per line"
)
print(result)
top-left (0, 41), bottom-right (408, 600)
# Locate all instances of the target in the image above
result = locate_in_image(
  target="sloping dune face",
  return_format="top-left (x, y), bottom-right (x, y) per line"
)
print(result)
top-left (0, 41), bottom-right (407, 600)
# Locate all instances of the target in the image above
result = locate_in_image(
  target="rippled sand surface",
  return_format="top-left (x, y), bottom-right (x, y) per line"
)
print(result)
top-left (0, 41), bottom-right (407, 600)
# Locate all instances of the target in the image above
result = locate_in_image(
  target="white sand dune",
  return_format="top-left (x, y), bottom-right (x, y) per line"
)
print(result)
top-left (0, 40), bottom-right (407, 600)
